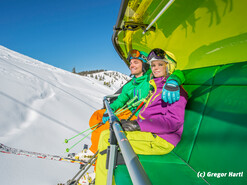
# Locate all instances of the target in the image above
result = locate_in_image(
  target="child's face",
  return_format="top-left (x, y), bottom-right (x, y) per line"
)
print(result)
top-left (151, 60), bottom-right (167, 78)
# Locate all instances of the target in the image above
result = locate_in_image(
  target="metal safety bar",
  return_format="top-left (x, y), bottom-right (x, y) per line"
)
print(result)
top-left (104, 95), bottom-right (119, 185)
top-left (104, 96), bottom-right (152, 185)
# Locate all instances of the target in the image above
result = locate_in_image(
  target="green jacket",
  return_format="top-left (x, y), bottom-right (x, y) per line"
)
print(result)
top-left (110, 70), bottom-right (151, 115)
top-left (110, 69), bottom-right (185, 116)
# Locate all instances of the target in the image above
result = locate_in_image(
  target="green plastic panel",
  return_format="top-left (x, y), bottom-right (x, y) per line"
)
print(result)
top-left (189, 85), bottom-right (247, 184)
top-left (114, 61), bottom-right (247, 185)
top-left (182, 66), bottom-right (219, 86)
top-left (213, 62), bottom-right (247, 85)
top-left (174, 85), bottom-right (210, 162)
top-left (115, 153), bottom-right (208, 185)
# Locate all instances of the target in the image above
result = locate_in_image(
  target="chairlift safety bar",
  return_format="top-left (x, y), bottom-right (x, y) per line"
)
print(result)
top-left (104, 95), bottom-right (152, 185)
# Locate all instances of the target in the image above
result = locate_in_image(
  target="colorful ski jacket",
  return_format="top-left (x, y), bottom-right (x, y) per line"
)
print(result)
top-left (110, 69), bottom-right (185, 117)
top-left (137, 77), bottom-right (188, 146)
top-left (110, 70), bottom-right (151, 115)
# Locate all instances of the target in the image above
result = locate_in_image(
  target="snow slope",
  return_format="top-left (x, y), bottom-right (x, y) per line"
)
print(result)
top-left (0, 45), bottom-right (129, 185)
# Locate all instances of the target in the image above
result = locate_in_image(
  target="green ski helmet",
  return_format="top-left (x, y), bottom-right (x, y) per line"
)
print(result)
top-left (127, 49), bottom-right (150, 73)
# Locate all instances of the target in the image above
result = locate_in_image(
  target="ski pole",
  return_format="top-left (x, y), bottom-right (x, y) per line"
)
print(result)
top-left (115, 96), bottom-right (138, 115)
top-left (126, 91), bottom-right (153, 121)
top-left (74, 151), bottom-right (98, 184)
top-left (64, 122), bottom-right (101, 144)
top-left (65, 125), bottom-right (101, 152)
top-left (126, 101), bottom-right (145, 121)
top-left (68, 150), bottom-right (98, 184)
top-left (115, 99), bottom-right (144, 116)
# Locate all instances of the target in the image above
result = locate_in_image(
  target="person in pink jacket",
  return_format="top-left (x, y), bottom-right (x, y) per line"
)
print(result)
top-left (94, 48), bottom-right (188, 185)
top-left (135, 48), bottom-right (188, 147)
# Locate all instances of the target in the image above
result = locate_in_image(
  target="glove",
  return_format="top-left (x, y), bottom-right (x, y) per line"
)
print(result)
top-left (121, 120), bottom-right (140, 131)
top-left (102, 110), bottom-right (109, 123)
top-left (162, 80), bottom-right (180, 104)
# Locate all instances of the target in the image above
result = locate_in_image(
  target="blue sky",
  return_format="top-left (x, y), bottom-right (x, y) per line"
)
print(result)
top-left (0, 0), bottom-right (130, 75)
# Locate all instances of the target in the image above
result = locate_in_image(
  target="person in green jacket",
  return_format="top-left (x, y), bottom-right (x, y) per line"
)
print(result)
top-left (75, 49), bottom-right (185, 162)
top-left (94, 49), bottom-right (187, 185)
top-left (106, 49), bottom-right (184, 119)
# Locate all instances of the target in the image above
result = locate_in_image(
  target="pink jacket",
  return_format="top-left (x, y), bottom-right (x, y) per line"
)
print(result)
top-left (137, 77), bottom-right (188, 146)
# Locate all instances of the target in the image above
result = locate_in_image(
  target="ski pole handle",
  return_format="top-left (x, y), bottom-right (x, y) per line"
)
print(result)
top-left (126, 101), bottom-right (145, 121)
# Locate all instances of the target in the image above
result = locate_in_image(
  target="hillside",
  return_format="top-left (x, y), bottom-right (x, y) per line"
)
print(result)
top-left (77, 70), bottom-right (131, 91)
top-left (0, 45), bottom-right (129, 185)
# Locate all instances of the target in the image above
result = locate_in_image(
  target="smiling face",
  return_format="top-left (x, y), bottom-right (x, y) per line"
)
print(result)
top-left (151, 60), bottom-right (167, 78)
top-left (129, 58), bottom-right (143, 78)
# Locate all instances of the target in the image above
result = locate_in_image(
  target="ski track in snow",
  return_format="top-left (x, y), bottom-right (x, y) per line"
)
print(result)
top-left (1, 84), bottom-right (56, 142)
top-left (0, 45), bottom-right (130, 185)
top-left (1, 57), bottom-right (100, 110)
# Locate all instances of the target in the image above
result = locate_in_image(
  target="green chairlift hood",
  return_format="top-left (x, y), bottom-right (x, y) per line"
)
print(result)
top-left (112, 0), bottom-right (247, 70)
top-left (112, 1), bottom-right (247, 185)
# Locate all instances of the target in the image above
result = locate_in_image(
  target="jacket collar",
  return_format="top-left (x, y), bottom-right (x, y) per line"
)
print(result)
top-left (132, 70), bottom-right (151, 85)
top-left (151, 77), bottom-right (167, 88)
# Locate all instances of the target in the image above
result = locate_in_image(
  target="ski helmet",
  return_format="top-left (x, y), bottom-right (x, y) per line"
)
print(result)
top-left (147, 48), bottom-right (177, 75)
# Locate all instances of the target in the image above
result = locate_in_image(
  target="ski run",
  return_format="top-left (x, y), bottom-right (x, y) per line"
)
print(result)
top-left (0, 45), bottom-right (129, 184)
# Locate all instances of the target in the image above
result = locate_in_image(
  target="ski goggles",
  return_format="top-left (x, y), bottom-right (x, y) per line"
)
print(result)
top-left (147, 48), bottom-right (176, 64)
top-left (127, 49), bottom-right (147, 63)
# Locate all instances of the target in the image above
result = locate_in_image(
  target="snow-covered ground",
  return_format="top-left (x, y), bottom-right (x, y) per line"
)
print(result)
top-left (0, 45), bottom-right (129, 185)
top-left (83, 70), bottom-right (130, 91)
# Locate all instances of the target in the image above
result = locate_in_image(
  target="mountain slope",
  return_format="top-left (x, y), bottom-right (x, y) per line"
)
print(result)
top-left (78, 70), bottom-right (131, 91)
top-left (0, 45), bottom-right (128, 185)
